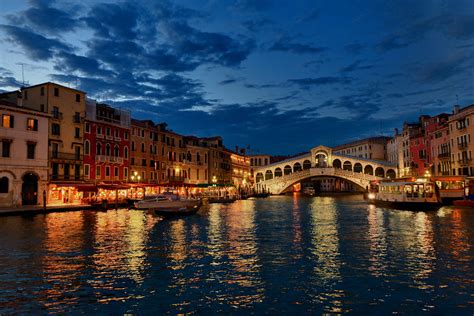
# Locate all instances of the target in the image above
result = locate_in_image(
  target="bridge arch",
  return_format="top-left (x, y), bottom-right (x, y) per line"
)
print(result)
top-left (375, 167), bottom-right (384, 177)
top-left (279, 174), bottom-right (366, 195)
top-left (265, 170), bottom-right (273, 180)
top-left (333, 159), bottom-right (342, 169)
top-left (343, 161), bottom-right (352, 171)
top-left (256, 172), bottom-right (264, 182)
top-left (354, 162), bottom-right (363, 173)
top-left (314, 152), bottom-right (328, 168)
top-left (303, 160), bottom-right (312, 170)
top-left (284, 165), bottom-right (292, 175)
top-left (364, 165), bottom-right (373, 175)
top-left (386, 169), bottom-right (396, 179)
top-left (274, 167), bottom-right (283, 177)
top-left (293, 162), bottom-right (302, 172)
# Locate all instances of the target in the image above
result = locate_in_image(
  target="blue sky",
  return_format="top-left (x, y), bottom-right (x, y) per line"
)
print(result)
top-left (0, 0), bottom-right (473, 155)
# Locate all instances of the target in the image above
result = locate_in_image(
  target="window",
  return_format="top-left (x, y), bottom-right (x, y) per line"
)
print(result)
top-left (75, 94), bottom-right (81, 102)
top-left (75, 127), bottom-right (80, 138)
top-left (106, 127), bottom-right (111, 136)
top-left (114, 167), bottom-right (119, 177)
top-left (132, 141), bottom-right (135, 151)
top-left (2, 115), bottom-right (14, 128)
top-left (105, 166), bottom-right (110, 177)
top-left (124, 167), bottom-right (128, 179)
top-left (96, 143), bottom-right (101, 155)
top-left (106, 144), bottom-right (111, 156)
top-left (85, 140), bottom-right (90, 155)
top-left (142, 159), bottom-right (146, 166)
top-left (27, 143), bottom-right (35, 159)
top-left (97, 126), bottom-right (102, 134)
top-left (84, 164), bottom-right (90, 178)
top-left (52, 123), bottom-right (60, 135)
top-left (54, 87), bottom-right (59, 96)
top-left (27, 118), bottom-right (38, 131)
top-left (0, 177), bottom-right (8, 193)
top-left (75, 146), bottom-right (81, 160)
top-left (141, 143), bottom-right (145, 152)
top-left (124, 131), bottom-right (129, 140)
top-left (74, 112), bottom-right (81, 123)
top-left (114, 145), bottom-right (119, 157)
top-left (96, 166), bottom-right (101, 178)
top-left (64, 164), bottom-right (70, 179)
top-left (85, 123), bottom-right (90, 133)
top-left (40, 87), bottom-right (45, 96)
top-left (23, 90), bottom-right (28, 100)
top-left (40, 104), bottom-right (45, 112)
top-left (2, 140), bottom-right (11, 157)
top-left (115, 129), bottom-right (119, 137)
top-left (124, 147), bottom-right (129, 159)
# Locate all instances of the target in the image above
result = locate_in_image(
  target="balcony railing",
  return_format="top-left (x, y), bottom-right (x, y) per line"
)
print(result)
top-left (96, 134), bottom-right (104, 139)
top-left (458, 158), bottom-right (472, 166)
top-left (50, 175), bottom-right (84, 181)
top-left (167, 176), bottom-right (185, 182)
top-left (50, 151), bottom-right (83, 161)
top-left (52, 111), bottom-right (63, 120)
top-left (73, 115), bottom-right (83, 123)
top-left (114, 137), bottom-right (122, 142)
top-left (95, 155), bottom-right (124, 164)
top-left (458, 142), bottom-right (469, 150)
top-left (438, 152), bottom-right (451, 159)
top-left (105, 135), bottom-right (114, 140)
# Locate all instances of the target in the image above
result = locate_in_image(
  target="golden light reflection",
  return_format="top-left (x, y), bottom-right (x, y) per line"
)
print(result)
top-left (367, 206), bottom-right (388, 277)
top-left (309, 197), bottom-right (345, 312)
top-left (292, 194), bottom-right (302, 257)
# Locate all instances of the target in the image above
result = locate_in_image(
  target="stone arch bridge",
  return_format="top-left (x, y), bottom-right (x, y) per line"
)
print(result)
top-left (254, 145), bottom-right (397, 195)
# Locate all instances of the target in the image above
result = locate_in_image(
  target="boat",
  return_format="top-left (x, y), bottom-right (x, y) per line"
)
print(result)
top-left (367, 180), bottom-right (441, 211)
top-left (433, 176), bottom-right (466, 204)
top-left (453, 177), bottom-right (474, 207)
top-left (208, 196), bottom-right (236, 204)
top-left (302, 187), bottom-right (316, 196)
top-left (134, 193), bottom-right (202, 215)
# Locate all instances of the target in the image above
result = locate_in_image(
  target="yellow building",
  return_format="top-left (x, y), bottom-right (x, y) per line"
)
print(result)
top-left (449, 104), bottom-right (474, 176)
top-left (1, 82), bottom-right (87, 204)
top-left (332, 136), bottom-right (390, 161)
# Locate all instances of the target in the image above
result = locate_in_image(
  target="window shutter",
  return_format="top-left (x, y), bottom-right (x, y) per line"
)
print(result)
top-left (10, 116), bottom-right (14, 128)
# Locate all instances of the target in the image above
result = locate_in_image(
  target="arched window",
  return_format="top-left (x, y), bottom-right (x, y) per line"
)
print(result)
top-left (106, 144), bottom-right (111, 156)
top-left (149, 144), bottom-right (153, 154)
top-left (124, 147), bottom-right (129, 159)
top-left (96, 143), bottom-right (102, 155)
top-left (0, 177), bottom-right (8, 193)
top-left (84, 140), bottom-right (90, 155)
top-left (114, 145), bottom-right (119, 157)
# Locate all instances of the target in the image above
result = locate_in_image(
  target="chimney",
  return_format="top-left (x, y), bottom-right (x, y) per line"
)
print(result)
top-left (453, 105), bottom-right (460, 114)
top-left (394, 128), bottom-right (399, 136)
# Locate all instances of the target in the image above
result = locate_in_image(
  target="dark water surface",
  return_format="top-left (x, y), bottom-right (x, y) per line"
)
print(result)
top-left (0, 195), bottom-right (472, 314)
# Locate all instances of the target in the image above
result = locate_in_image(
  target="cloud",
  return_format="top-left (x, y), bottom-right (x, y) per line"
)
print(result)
top-left (0, 25), bottom-right (70, 60)
top-left (288, 76), bottom-right (352, 89)
top-left (416, 54), bottom-right (471, 83)
top-left (233, 0), bottom-right (272, 12)
top-left (344, 43), bottom-right (365, 55)
top-left (270, 37), bottom-right (326, 54)
top-left (0, 67), bottom-right (23, 91)
top-left (340, 60), bottom-right (375, 73)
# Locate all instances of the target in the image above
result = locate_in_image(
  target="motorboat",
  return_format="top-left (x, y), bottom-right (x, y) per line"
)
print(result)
top-left (367, 180), bottom-right (441, 211)
top-left (134, 193), bottom-right (202, 215)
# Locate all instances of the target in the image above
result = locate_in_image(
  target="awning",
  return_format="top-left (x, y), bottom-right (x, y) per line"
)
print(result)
top-left (97, 184), bottom-right (131, 190)
top-left (76, 184), bottom-right (98, 192)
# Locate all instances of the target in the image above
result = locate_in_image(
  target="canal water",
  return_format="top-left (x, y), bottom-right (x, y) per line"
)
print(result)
top-left (0, 195), bottom-right (472, 314)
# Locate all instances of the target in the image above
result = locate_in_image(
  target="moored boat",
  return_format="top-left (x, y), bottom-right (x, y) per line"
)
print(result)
top-left (134, 193), bottom-right (202, 214)
top-left (367, 180), bottom-right (441, 211)
top-left (208, 196), bottom-right (236, 204)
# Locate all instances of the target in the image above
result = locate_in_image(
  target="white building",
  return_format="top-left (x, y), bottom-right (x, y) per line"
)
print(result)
top-left (0, 101), bottom-right (50, 207)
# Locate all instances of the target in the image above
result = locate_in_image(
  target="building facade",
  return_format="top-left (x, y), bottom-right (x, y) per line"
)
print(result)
top-left (0, 101), bottom-right (49, 207)
top-left (332, 136), bottom-right (390, 160)
top-left (84, 100), bottom-right (131, 183)
top-left (449, 105), bottom-right (474, 176)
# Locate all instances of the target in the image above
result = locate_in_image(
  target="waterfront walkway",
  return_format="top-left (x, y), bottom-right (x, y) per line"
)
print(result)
top-left (0, 203), bottom-right (96, 216)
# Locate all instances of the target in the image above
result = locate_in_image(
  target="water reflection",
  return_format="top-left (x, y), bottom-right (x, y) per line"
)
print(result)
top-left (309, 197), bottom-right (345, 313)
top-left (367, 205), bottom-right (388, 277)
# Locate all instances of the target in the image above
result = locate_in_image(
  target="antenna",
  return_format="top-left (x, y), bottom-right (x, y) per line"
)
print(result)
top-left (15, 62), bottom-right (26, 86)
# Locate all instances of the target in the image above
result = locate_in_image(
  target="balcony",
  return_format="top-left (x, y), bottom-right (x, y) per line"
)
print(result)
top-left (50, 175), bottom-right (85, 181)
top-left (438, 152), bottom-right (451, 160)
top-left (96, 134), bottom-right (104, 139)
top-left (95, 155), bottom-right (124, 164)
top-left (458, 142), bottom-right (469, 150)
top-left (114, 137), bottom-right (122, 142)
top-left (51, 111), bottom-right (63, 120)
top-left (73, 115), bottom-right (84, 124)
top-left (50, 151), bottom-right (83, 161)
top-left (105, 135), bottom-right (114, 141)
top-left (458, 158), bottom-right (472, 166)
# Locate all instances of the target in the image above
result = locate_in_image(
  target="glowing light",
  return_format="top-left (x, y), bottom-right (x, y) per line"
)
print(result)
top-left (368, 193), bottom-right (376, 199)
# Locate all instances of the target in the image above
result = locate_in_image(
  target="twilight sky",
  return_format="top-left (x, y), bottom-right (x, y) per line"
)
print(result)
top-left (0, 0), bottom-right (473, 155)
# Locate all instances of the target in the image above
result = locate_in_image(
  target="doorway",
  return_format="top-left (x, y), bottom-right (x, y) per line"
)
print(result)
top-left (22, 173), bottom-right (38, 205)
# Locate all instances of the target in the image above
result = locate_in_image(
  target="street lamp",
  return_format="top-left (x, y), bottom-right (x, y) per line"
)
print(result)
top-left (212, 175), bottom-right (217, 186)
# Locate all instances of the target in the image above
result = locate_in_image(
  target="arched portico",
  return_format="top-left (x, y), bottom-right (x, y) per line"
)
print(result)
top-left (354, 163), bottom-right (363, 173)
top-left (293, 162), bottom-right (302, 172)
top-left (375, 167), bottom-right (385, 178)
top-left (265, 170), bottom-right (273, 180)
top-left (364, 165), bottom-right (373, 175)
top-left (343, 161), bottom-right (352, 171)
top-left (275, 167), bottom-right (283, 177)
top-left (284, 165), bottom-right (292, 175)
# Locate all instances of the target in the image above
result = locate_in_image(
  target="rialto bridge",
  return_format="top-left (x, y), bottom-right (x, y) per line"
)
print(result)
top-left (254, 146), bottom-right (397, 194)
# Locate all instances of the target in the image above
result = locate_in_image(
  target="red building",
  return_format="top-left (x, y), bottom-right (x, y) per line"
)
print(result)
top-left (84, 100), bottom-right (131, 183)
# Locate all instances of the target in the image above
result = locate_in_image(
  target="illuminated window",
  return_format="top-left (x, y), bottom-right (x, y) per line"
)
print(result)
top-left (2, 115), bottom-right (14, 128)
top-left (27, 118), bottom-right (38, 131)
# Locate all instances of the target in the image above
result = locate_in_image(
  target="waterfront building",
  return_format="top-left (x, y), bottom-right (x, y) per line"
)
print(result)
top-left (249, 154), bottom-right (271, 181)
top-left (161, 129), bottom-right (188, 186)
top-left (332, 136), bottom-right (390, 160)
top-left (130, 119), bottom-right (160, 184)
top-left (84, 100), bottom-right (131, 183)
top-left (1, 82), bottom-right (87, 203)
top-left (228, 147), bottom-right (250, 189)
top-left (425, 114), bottom-right (450, 176)
top-left (0, 101), bottom-right (49, 207)
top-left (399, 122), bottom-right (421, 177)
top-left (448, 104), bottom-right (474, 176)
top-left (183, 136), bottom-right (209, 185)
top-left (201, 136), bottom-right (232, 184)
